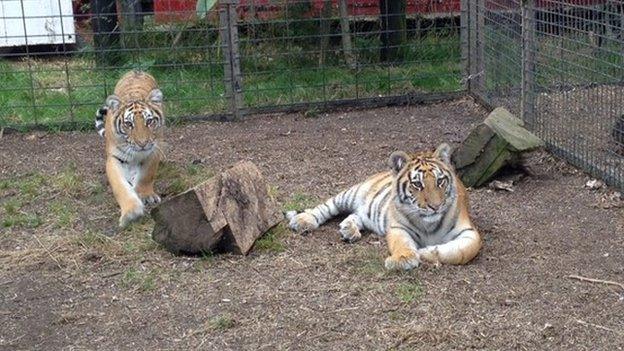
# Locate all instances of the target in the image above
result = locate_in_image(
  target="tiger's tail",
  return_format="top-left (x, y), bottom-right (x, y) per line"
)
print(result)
top-left (286, 185), bottom-right (360, 232)
top-left (95, 107), bottom-right (107, 137)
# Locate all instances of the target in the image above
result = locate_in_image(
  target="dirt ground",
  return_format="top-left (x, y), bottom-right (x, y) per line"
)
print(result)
top-left (1, 99), bottom-right (623, 350)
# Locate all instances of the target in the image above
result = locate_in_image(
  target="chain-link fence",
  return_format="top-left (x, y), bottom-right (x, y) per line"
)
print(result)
top-left (467, 0), bottom-right (624, 190)
top-left (1, 0), bottom-right (622, 190)
top-left (0, 0), bottom-right (463, 129)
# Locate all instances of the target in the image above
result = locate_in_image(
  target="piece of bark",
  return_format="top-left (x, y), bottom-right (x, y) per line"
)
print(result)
top-left (151, 161), bottom-right (281, 256)
top-left (217, 161), bottom-right (283, 255)
top-left (151, 176), bottom-right (227, 255)
top-left (452, 107), bottom-right (543, 188)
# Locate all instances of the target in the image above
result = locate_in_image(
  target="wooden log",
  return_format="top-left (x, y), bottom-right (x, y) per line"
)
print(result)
top-left (151, 161), bottom-right (282, 256)
top-left (151, 176), bottom-right (227, 255)
top-left (452, 107), bottom-right (543, 188)
top-left (217, 161), bottom-right (283, 255)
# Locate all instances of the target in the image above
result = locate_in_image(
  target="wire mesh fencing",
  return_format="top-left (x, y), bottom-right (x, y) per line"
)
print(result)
top-left (468, 0), bottom-right (624, 190)
top-left (2, 0), bottom-right (622, 190)
top-left (0, 0), bottom-right (463, 130)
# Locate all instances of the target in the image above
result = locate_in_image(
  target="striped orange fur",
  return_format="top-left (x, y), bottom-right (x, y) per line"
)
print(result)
top-left (95, 70), bottom-right (165, 228)
top-left (287, 143), bottom-right (482, 270)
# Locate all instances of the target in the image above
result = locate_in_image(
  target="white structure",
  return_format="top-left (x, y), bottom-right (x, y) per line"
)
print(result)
top-left (0, 0), bottom-right (76, 48)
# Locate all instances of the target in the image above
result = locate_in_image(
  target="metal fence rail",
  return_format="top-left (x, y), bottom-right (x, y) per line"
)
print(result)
top-left (1, 0), bottom-right (622, 190)
top-left (468, 0), bottom-right (624, 190)
top-left (0, 0), bottom-right (463, 130)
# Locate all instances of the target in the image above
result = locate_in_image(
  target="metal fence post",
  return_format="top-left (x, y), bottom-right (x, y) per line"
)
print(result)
top-left (521, 0), bottom-right (536, 128)
top-left (476, 0), bottom-right (485, 96)
top-left (468, 0), bottom-right (484, 97)
top-left (460, 0), bottom-right (469, 90)
top-left (219, 0), bottom-right (244, 120)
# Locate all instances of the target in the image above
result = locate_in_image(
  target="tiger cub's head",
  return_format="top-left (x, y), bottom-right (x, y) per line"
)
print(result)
top-left (105, 89), bottom-right (164, 152)
top-left (389, 143), bottom-right (458, 217)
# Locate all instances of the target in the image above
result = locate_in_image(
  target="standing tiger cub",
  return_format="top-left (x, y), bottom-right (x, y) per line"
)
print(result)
top-left (95, 70), bottom-right (165, 228)
top-left (286, 143), bottom-right (482, 270)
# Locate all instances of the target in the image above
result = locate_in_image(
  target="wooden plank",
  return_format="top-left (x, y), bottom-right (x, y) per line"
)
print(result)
top-left (457, 134), bottom-right (509, 188)
top-left (484, 107), bottom-right (543, 152)
top-left (218, 161), bottom-right (283, 255)
top-left (151, 177), bottom-right (227, 255)
top-left (452, 123), bottom-right (495, 169)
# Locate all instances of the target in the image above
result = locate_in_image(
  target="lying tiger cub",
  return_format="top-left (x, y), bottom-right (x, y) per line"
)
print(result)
top-left (286, 143), bottom-right (482, 270)
top-left (95, 70), bottom-right (165, 228)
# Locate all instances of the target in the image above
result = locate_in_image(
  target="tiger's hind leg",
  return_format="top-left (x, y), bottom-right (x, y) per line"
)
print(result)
top-left (339, 214), bottom-right (363, 243)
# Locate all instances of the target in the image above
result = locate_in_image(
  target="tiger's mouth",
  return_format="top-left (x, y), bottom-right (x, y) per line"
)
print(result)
top-left (131, 142), bottom-right (155, 152)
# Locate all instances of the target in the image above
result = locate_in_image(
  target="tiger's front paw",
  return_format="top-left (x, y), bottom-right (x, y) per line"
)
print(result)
top-left (141, 193), bottom-right (161, 205)
top-left (119, 202), bottom-right (144, 228)
top-left (417, 247), bottom-right (441, 267)
top-left (384, 251), bottom-right (421, 271)
top-left (339, 220), bottom-right (361, 243)
top-left (285, 211), bottom-right (318, 235)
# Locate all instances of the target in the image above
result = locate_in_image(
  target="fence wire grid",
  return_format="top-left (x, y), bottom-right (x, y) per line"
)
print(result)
top-left (0, 0), bottom-right (463, 128)
top-left (468, 0), bottom-right (624, 190)
top-left (1, 0), bottom-right (623, 190)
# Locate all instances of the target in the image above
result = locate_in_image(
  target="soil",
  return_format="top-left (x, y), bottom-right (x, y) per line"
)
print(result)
top-left (1, 98), bottom-right (623, 350)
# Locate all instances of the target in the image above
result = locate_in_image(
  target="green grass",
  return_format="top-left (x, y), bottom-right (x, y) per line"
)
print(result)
top-left (208, 314), bottom-right (236, 330)
top-left (0, 27), bottom-right (462, 130)
top-left (0, 169), bottom-right (101, 230)
top-left (395, 281), bottom-right (423, 304)
top-left (157, 161), bottom-right (214, 196)
top-left (1, 175), bottom-right (45, 229)
top-left (282, 193), bottom-right (317, 212)
top-left (483, 27), bottom-right (624, 94)
top-left (254, 223), bottom-right (288, 253)
top-left (48, 200), bottom-right (77, 228)
top-left (121, 267), bottom-right (158, 292)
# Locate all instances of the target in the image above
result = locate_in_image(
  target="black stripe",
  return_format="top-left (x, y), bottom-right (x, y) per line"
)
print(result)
top-left (373, 188), bottom-right (392, 227)
top-left (318, 203), bottom-right (330, 218)
top-left (113, 155), bottom-right (127, 164)
top-left (451, 228), bottom-right (474, 240)
top-left (399, 181), bottom-right (408, 202)
top-left (390, 224), bottom-right (422, 241)
top-left (431, 209), bottom-right (449, 233)
top-left (309, 211), bottom-right (322, 224)
top-left (347, 183), bottom-right (363, 210)
top-left (116, 114), bottom-right (125, 135)
top-left (330, 196), bottom-right (339, 214)
top-left (367, 183), bottom-right (390, 219)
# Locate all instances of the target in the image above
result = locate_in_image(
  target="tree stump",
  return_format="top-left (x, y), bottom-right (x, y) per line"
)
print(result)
top-left (151, 161), bottom-right (282, 255)
top-left (452, 107), bottom-right (543, 188)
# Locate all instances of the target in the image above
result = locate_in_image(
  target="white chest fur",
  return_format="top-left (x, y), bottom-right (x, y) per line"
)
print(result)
top-left (120, 162), bottom-right (141, 187)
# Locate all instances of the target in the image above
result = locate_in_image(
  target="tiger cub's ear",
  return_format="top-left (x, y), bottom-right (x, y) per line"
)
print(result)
top-left (105, 95), bottom-right (121, 112)
top-left (434, 142), bottom-right (452, 165)
top-left (148, 89), bottom-right (163, 106)
top-left (389, 151), bottom-right (410, 174)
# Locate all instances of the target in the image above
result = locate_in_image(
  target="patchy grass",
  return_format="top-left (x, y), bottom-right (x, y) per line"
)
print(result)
top-left (53, 164), bottom-right (87, 197)
top-left (157, 161), bottom-right (214, 196)
top-left (254, 223), bottom-right (289, 253)
top-left (0, 169), bottom-right (103, 231)
top-left (48, 200), bottom-right (77, 228)
top-left (350, 245), bottom-right (386, 277)
top-left (282, 193), bottom-right (317, 212)
top-left (120, 267), bottom-right (158, 292)
top-left (395, 281), bottom-right (423, 304)
top-left (208, 314), bottom-right (236, 331)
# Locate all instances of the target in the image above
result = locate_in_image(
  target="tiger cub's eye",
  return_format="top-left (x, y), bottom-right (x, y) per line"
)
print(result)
top-left (124, 121), bottom-right (133, 128)
top-left (437, 177), bottom-right (448, 187)
top-left (411, 181), bottom-right (423, 191)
